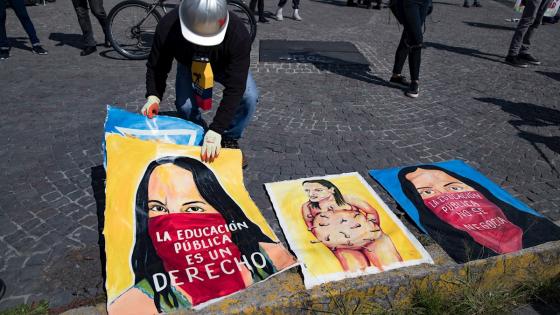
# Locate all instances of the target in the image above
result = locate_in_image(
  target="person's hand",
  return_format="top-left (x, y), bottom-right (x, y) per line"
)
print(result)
top-left (201, 130), bottom-right (222, 163)
top-left (141, 95), bottom-right (160, 119)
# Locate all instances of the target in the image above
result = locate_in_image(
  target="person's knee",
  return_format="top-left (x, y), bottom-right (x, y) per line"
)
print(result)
top-left (243, 87), bottom-right (259, 115)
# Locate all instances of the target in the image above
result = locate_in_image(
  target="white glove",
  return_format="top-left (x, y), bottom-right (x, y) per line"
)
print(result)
top-left (201, 130), bottom-right (222, 162)
top-left (141, 95), bottom-right (160, 119)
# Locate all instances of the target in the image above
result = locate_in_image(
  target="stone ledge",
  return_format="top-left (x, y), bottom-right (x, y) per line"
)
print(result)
top-left (61, 240), bottom-right (560, 314)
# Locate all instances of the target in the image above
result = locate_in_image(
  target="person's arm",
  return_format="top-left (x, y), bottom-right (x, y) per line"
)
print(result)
top-left (108, 287), bottom-right (158, 315)
top-left (145, 15), bottom-right (174, 100)
top-left (208, 27), bottom-right (251, 134)
top-left (345, 195), bottom-right (380, 224)
top-left (301, 203), bottom-right (315, 231)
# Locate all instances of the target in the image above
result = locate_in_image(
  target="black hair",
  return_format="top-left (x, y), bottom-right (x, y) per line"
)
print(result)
top-left (398, 164), bottom-right (560, 263)
top-left (132, 156), bottom-right (276, 312)
top-left (302, 179), bottom-right (348, 210)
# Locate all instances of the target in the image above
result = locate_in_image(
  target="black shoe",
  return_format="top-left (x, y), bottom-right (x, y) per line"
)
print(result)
top-left (347, 1), bottom-right (358, 6)
top-left (518, 53), bottom-right (541, 65)
top-left (505, 55), bottom-right (529, 68)
top-left (80, 46), bottom-right (97, 56)
top-left (258, 16), bottom-right (269, 23)
top-left (389, 75), bottom-right (410, 88)
top-left (463, 2), bottom-right (470, 7)
top-left (0, 49), bottom-right (9, 60)
top-left (31, 45), bottom-right (48, 55)
top-left (406, 81), bottom-right (419, 98)
top-left (0, 278), bottom-right (6, 300)
top-left (372, 4), bottom-right (381, 9)
top-left (473, 2), bottom-right (482, 7)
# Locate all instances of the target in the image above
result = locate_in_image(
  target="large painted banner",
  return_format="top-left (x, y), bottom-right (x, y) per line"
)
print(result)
top-left (515, 0), bottom-right (560, 17)
top-left (104, 134), bottom-right (297, 314)
top-left (370, 160), bottom-right (560, 263)
top-left (265, 173), bottom-right (433, 289)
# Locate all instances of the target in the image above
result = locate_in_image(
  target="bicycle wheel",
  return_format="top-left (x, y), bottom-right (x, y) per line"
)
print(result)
top-left (108, 0), bottom-right (162, 60)
top-left (227, 0), bottom-right (257, 43)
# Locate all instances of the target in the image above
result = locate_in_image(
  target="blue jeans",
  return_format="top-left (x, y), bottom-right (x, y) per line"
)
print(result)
top-left (175, 63), bottom-right (258, 140)
top-left (0, 0), bottom-right (41, 48)
top-left (507, 0), bottom-right (551, 56)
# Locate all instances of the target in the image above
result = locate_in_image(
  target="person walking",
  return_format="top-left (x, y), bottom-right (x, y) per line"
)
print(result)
top-left (389, 0), bottom-right (432, 98)
top-left (506, 0), bottom-right (552, 67)
top-left (463, 0), bottom-right (481, 8)
top-left (71, 0), bottom-right (110, 56)
top-left (141, 0), bottom-right (257, 167)
top-left (275, 0), bottom-right (302, 21)
top-left (250, 0), bottom-right (269, 23)
top-left (0, 0), bottom-right (48, 60)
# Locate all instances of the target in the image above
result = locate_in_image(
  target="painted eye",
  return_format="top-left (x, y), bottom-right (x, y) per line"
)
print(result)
top-left (449, 186), bottom-right (463, 191)
top-left (420, 189), bottom-right (433, 196)
top-left (186, 206), bottom-right (205, 213)
top-left (149, 205), bottom-right (168, 212)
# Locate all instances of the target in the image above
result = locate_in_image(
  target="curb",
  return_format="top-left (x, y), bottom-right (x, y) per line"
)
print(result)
top-left (61, 240), bottom-right (560, 314)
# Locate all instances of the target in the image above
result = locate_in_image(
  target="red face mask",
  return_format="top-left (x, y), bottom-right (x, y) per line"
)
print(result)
top-left (423, 191), bottom-right (522, 254)
top-left (148, 213), bottom-right (246, 306)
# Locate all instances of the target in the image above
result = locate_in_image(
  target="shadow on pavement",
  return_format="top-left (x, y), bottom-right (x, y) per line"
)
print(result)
top-left (475, 97), bottom-right (560, 174)
top-left (49, 32), bottom-right (83, 49)
top-left (99, 48), bottom-right (140, 61)
top-left (7, 37), bottom-right (32, 51)
top-left (536, 71), bottom-right (560, 82)
top-left (90, 165), bottom-right (108, 292)
top-left (464, 21), bottom-right (516, 31)
top-left (425, 41), bottom-right (505, 63)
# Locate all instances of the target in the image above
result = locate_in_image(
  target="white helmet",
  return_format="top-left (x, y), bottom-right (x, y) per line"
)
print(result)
top-left (179, 0), bottom-right (229, 46)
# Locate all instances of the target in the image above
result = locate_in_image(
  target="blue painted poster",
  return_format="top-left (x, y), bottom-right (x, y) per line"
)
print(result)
top-left (370, 160), bottom-right (560, 263)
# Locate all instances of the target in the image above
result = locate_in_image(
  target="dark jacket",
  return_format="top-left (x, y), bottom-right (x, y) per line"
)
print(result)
top-left (146, 9), bottom-right (251, 134)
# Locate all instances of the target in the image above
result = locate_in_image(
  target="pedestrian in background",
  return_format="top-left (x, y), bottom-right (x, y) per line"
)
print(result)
top-left (0, 0), bottom-right (48, 60)
top-left (389, 0), bottom-right (432, 98)
top-left (71, 0), bottom-right (110, 56)
top-left (463, 0), bottom-right (482, 7)
top-left (250, 0), bottom-right (269, 23)
top-left (505, 0), bottom-right (551, 67)
top-left (275, 0), bottom-right (302, 21)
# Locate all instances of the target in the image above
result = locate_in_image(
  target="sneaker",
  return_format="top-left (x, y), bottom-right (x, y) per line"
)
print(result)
top-left (505, 55), bottom-right (529, 68)
top-left (518, 53), bottom-right (541, 65)
top-left (221, 138), bottom-right (248, 169)
top-left (463, 2), bottom-right (470, 7)
top-left (405, 81), bottom-right (419, 98)
top-left (389, 75), bottom-right (410, 88)
top-left (0, 49), bottom-right (9, 60)
top-left (31, 45), bottom-right (48, 55)
top-left (275, 7), bottom-right (283, 21)
top-left (473, 2), bottom-right (482, 7)
top-left (372, 4), bottom-right (381, 9)
top-left (293, 9), bottom-right (302, 21)
top-left (258, 16), bottom-right (269, 23)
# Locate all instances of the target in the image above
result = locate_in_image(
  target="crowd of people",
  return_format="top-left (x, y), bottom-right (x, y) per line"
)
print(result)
top-left (0, 0), bottom-right (558, 160)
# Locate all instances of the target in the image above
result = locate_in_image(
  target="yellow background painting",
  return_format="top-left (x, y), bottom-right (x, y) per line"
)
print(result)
top-left (265, 174), bottom-right (431, 284)
top-left (104, 134), bottom-right (278, 303)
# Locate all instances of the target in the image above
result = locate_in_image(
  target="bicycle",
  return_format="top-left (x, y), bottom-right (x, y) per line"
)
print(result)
top-left (107, 0), bottom-right (257, 60)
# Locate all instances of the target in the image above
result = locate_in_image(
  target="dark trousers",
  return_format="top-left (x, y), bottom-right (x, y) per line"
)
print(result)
top-left (249, 0), bottom-right (264, 18)
top-left (278, 0), bottom-right (299, 9)
top-left (0, 0), bottom-right (40, 48)
top-left (391, 0), bottom-right (430, 81)
top-left (71, 0), bottom-right (109, 48)
top-left (507, 0), bottom-right (551, 56)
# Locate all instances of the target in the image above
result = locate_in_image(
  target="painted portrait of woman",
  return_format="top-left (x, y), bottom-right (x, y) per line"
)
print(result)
top-left (301, 179), bottom-right (402, 272)
top-left (398, 164), bottom-right (560, 263)
top-left (108, 156), bottom-right (295, 314)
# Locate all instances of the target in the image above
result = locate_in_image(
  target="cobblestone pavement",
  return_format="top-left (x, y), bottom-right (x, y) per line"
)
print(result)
top-left (1, 0), bottom-right (559, 310)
